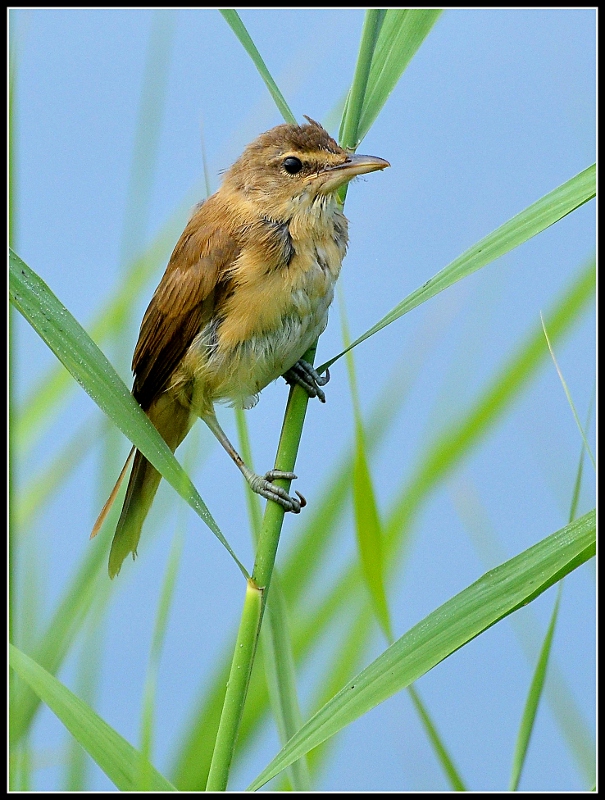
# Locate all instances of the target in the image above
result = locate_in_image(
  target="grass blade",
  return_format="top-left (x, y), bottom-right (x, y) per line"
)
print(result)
top-left (9, 249), bottom-right (246, 576)
top-left (508, 584), bottom-right (562, 791)
top-left (540, 313), bottom-right (595, 470)
top-left (320, 164), bottom-right (596, 371)
top-left (9, 645), bottom-right (176, 791)
top-left (249, 510), bottom-right (595, 789)
top-left (138, 529), bottom-right (184, 790)
top-left (261, 578), bottom-right (311, 791)
top-left (341, 292), bottom-right (392, 642)
top-left (339, 9), bottom-right (386, 150)
top-left (358, 9), bottom-right (443, 143)
top-left (407, 685), bottom-right (467, 791)
top-left (219, 9), bottom-right (296, 125)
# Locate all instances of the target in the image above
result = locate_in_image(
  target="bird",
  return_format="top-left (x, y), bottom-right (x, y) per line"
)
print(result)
top-left (92, 116), bottom-right (389, 577)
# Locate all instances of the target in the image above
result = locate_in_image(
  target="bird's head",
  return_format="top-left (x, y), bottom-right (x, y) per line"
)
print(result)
top-left (221, 117), bottom-right (389, 220)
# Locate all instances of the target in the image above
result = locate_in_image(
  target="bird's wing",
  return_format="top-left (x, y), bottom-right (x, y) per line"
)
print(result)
top-left (132, 205), bottom-right (239, 410)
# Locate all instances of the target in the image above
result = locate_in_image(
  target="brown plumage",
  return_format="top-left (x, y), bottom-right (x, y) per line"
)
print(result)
top-left (92, 117), bottom-right (389, 577)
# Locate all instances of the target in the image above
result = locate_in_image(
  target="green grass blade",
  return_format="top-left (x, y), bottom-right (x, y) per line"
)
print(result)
top-left (358, 9), bottom-right (443, 144)
top-left (407, 685), bottom-right (467, 791)
top-left (9, 249), bottom-right (246, 577)
top-left (352, 430), bottom-right (392, 641)
top-left (569, 388), bottom-right (595, 523)
top-left (339, 9), bottom-right (386, 150)
top-left (9, 645), bottom-right (176, 791)
top-left (10, 536), bottom-right (107, 745)
top-left (540, 313), bottom-right (595, 470)
top-left (249, 510), bottom-right (595, 790)
top-left (320, 165), bottom-right (596, 372)
top-left (261, 578), bottom-right (311, 791)
top-left (450, 472), bottom-right (595, 784)
top-left (138, 529), bottom-right (184, 790)
top-left (509, 584), bottom-right (562, 791)
top-left (341, 292), bottom-right (392, 642)
top-left (65, 602), bottom-right (108, 791)
top-left (219, 10), bottom-right (296, 125)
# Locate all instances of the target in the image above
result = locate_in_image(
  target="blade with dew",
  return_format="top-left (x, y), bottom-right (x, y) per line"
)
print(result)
top-left (9, 645), bottom-right (176, 791)
top-left (9, 249), bottom-right (247, 577)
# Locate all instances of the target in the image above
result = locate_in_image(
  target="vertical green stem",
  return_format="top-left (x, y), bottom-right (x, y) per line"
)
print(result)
top-left (206, 352), bottom-right (314, 791)
top-left (205, 579), bottom-right (264, 791)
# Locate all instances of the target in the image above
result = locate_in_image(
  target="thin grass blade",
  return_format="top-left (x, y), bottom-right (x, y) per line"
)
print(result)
top-left (219, 10), bottom-right (296, 125)
top-left (540, 313), bottom-right (595, 470)
top-left (138, 529), bottom-right (184, 790)
top-left (569, 388), bottom-right (595, 523)
top-left (341, 293), bottom-right (392, 642)
top-left (407, 685), bottom-right (467, 791)
top-left (508, 584), bottom-right (563, 790)
top-left (234, 410), bottom-right (309, 789)
top-left (249, 510), bottom-right (595, 789)
top-left (262, 578), bottom-right (311, 791)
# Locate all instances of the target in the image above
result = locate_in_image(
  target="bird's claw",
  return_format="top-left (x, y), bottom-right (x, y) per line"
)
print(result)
top-left (284, 360), bottom-right (330, 403)
top-left (249, 470), bottom-right (306, 513)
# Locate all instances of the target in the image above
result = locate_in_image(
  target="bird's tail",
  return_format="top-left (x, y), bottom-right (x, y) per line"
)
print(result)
top-left (91, 398), bottom-right (193, 578)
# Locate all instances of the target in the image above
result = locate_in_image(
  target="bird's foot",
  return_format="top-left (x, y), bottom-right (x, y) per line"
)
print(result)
top-left (284, 360), bottom-right (330, 403)
top-left (248, 470), bottom-right (306, 513)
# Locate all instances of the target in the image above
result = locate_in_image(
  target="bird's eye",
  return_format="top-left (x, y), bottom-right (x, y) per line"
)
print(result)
top-left (283, 156), bottom-right (303, 174)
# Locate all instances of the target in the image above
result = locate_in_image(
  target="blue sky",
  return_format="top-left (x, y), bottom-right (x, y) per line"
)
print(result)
top-left (11, 9), bottom-right (595, 791)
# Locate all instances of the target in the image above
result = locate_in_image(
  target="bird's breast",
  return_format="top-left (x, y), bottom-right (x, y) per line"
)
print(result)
top-left (174, 209), bottom-right (348, 411)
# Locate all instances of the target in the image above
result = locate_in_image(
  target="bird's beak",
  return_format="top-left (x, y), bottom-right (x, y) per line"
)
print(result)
top-left (328, 153), bottom-right (390, 178)
top-left (316, 153), bottom-right (390, 193)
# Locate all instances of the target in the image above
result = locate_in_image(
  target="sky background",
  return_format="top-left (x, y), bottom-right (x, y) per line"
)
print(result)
top-left (11, 8), bottom-right (595, 791)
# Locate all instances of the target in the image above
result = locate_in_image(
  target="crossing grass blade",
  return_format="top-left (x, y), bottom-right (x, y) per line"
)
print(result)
top-left (249, 510), bottom-right (595, 790)
top-left (508, 584), bottom-right (562, 791)
top-left (9, 249), bottom-right (247, 577)
top-left (9, 645), bottom-right (177, 791)
top-left (219, 9), bottom-right (297, 125)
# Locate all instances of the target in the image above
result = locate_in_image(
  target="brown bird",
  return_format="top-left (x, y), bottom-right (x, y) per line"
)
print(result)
top-left (92, 117), bottom-right (389, 577)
